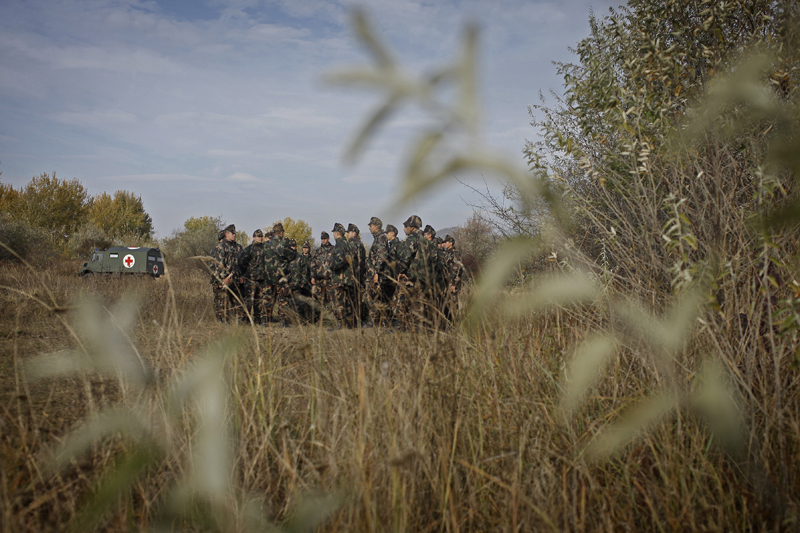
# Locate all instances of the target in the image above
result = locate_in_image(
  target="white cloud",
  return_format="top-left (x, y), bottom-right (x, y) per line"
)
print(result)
top-left (48, 109), bottom-right (139, 128)
top-left (209, 149), bottom-right (251, 156)
top-left (227, 171), bottom-right (259, 181)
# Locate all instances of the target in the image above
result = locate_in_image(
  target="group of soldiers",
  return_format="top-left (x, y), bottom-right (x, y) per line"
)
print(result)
top-left (209, 215), bottom-right (466, 330)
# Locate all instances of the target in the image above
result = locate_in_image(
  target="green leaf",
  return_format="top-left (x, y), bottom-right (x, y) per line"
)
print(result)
top-left (344, 95), bottom-right (402, 163)
top-left (466, 236), bottom-right (540, 322)
top-left (561, 335), bottom-right (617, 413)
top-left (691, 359), bottom-right (744, 458)
top-left (49, 408), bottom-right (150, 470)
top-left (69, 447), bottom-right (156, 533)
top-left (587, 393), bottom-right (678, 460)
top-left (352, 9), bottom-right (395, 70)
top-left (503, 272), bottom-right (601, 316)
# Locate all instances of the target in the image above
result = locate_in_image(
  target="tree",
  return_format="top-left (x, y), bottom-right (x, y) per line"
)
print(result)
top-left (0, 180), bottom-right (19, 215)
top-left (270, 217), bottom-right (314, 246)
top-left (452, 213), bottom-right (498, 277)
top-left (86, 190), bottom-right (154, 239)
top-left (13, 172), bottom-right (89, 239)
top-left (160, 216), bottom-right (223, 263)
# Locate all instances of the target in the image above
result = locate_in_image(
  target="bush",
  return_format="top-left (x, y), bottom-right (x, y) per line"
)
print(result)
top-left (0, 215), bottom-right (59, 264)
top-left (66, 224), bottom-right (114, 259)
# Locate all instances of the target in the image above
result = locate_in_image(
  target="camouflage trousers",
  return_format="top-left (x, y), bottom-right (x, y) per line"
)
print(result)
top-left (331, 283), bottom-right (357, 328)
top-left (212, 282), bottom-right (239, 323)
top-left (260, 285), bottom-right (277, 322)
top-left (291, 287), bottom-right (314, 322)
top-left (392, 281), bottom-right (445, 329)
top-left (312, 278), bottom-right (333, 317)
top-left (243, 279), bottom-right (264, 324)
top-left (366, 278), bottom-right (395, 325)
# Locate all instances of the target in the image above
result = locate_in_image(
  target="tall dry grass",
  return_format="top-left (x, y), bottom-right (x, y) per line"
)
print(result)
top-left (1, 259), bottom-right (797, 531)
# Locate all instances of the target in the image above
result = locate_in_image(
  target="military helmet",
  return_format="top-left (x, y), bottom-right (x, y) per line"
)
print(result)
top-left (302, 241), bottom-right (311, 249)
top-left (386, 224), bottom-right (398, 234)
top-left (321, 231), bottom-right (330, 240)
top-left (403, 215), bottom-right (422, 228)
top-left (266, 229), bottom-right (275, 238)
top-left (423, 224), bottom-right (436, 236)
top-left (444, 234), bottom-right (455, 244)
top-left (223, 224), bottom-right (236, 234)
top-left (218, 230), bottom-right (225, 241)
top-left (368, 216), bottom-right (383, 228)
top-left (253, 228), bottom-right (264, 238)
top-left (288, 238), bottom-right (297, 247)
top-left (273, 222), bottom-right (284, 232)
top-left (332, 222), bottom-right (346, 234)
top-left (347, 223), bottom-right (360, 235)
top-left (435, 236), bottom-right (443, 245)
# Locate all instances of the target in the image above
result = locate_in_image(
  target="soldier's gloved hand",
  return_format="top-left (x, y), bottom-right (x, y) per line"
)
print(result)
top-left (450, 285), bottom-right (456, 293)
top-left (373, 274), bottom-right (379, 285)
top-left (311, 278), bottom-right (316, 285)
top-left (223, 274), bottom-right (232, 286)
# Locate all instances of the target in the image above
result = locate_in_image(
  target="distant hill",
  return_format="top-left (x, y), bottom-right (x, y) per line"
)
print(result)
top-left (436, 226), bottom-right (457, 237)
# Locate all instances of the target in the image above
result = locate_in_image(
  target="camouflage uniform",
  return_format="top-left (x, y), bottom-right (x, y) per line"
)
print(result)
top-left (366, 217), bottom-right (393, 325)
top-left (442, 235), bottom-right (466, 322)
top-left (347, 224), bottom-right (368, 325)
top-left (209, 224), bottom-right (242, 323)
top-left (311, 232), bottom-right (335, 311)
top-left (239, 229), bottom-right (267, 324)
top-left (330, 223), bottom-right (357, 328)
top-left (394, 216), bottom-right (443, 328)
top-left (262, 228), bottom-right (297, 323)
top-left (289, 243), bottom-right (313, 321)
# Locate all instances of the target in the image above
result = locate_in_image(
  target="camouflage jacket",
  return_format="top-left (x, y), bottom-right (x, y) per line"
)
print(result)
top-left (311, 242), bottom-right (334, 281)
top-left (290, 252), bottom-right (312, 291)
top-left (331, 237), bottom-right (355, 287)
top-left (396, 230), bottom-right (442, 286)
top-left (386, 237), bottom-right (401, 278)
top-left (264, 236), bottom-right (297, 285)
top-left (240, 241), bottom-right (266, 281)
top-left (367, 230), bottom-right (390, 279)
top-left (350, 235), bottom-right (367, 285)
top-left (443, 247), bottom-right (466, 288)
top-left (209, 240), bottom-right (241, 285)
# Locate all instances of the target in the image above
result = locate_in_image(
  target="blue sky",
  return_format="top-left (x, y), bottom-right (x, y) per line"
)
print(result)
top-left (0, 0), bottom-right (618, 239)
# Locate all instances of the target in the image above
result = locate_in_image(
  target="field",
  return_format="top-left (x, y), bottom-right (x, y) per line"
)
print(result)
top-left (1, 261), bottom-right (798, 531)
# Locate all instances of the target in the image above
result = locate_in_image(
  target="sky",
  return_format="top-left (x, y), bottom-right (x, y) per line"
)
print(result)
top-left (0, 0), bottom-right (619, 240)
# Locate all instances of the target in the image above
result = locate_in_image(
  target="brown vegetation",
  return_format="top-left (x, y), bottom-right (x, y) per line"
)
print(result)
top-left (1, 260), bottom-right (797, 531)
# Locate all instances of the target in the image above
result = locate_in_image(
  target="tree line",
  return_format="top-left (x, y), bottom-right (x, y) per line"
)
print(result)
top-left (0, 172), bottom-right (154, 261)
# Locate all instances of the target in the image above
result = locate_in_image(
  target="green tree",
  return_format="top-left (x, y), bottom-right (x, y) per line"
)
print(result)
top-left (184, 215), bottom-right (223, 234)
top-left (0, 180), bottom-right (19, 215)
top-left (270, 217), bottom-right (314, 246)
top-left (13, 172), bottom-right (89, 239)
top-left (86, 190), bottom-right (154, 239)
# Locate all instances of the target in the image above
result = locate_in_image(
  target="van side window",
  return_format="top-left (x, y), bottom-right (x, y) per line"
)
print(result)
top-left (92, 254), bottom-right (99, 262)
top-left (110, 253), bottom-right (119, 258)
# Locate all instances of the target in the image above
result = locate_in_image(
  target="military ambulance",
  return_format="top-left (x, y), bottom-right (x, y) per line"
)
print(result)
top-left (78, 247), bottom-right (164, 278)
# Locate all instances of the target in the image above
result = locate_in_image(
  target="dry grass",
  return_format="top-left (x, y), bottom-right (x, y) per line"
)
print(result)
top-left (1, 261), bottom-right (798, 532)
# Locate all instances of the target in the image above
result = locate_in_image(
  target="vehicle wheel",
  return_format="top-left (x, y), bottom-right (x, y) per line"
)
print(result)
top-left (81, 271), bottom-right (95, 279)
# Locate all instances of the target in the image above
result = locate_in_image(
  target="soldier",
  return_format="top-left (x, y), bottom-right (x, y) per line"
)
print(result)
top-left (394, 216), bottom-right (445, 329)
top-left (311, 231), bottom-right (335, 313)
top-left (366, 216), bottom-right (393, 326)
top-left (347, 223), bottom-right (368, 326)
top-left (330, 223), bottom-right (356, 329)
top-left (209, 224), bottom-right (241, 323)
top-left (423, 224), bottom-right (436, 242)
top-left (289, 239), bottom-right (313, 322)
top-left (422, 225), bottom-right (447, 324)
top-left (240, 229), bottom-right (266, 324)
top-left (262, 223), bottom-right (297, 326)
top-left (442, 235), bottom-right (466, 322)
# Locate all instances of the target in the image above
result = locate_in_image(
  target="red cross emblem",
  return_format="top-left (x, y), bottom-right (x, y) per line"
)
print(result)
top-left (123, 254), bottom-right (135, 268)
